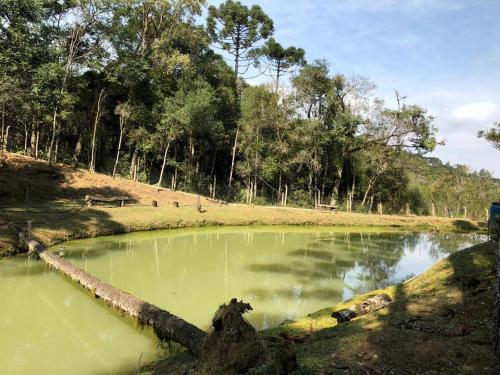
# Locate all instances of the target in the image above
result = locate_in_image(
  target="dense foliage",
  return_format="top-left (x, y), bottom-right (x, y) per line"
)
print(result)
top-left (1, 0), bottom-right (498, 218)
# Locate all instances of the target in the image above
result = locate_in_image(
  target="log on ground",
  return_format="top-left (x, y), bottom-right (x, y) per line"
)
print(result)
top-left (9, 223), bottom-right (206, 355)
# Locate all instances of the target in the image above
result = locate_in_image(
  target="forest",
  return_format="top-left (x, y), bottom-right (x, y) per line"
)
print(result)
top-left (1, 0), bottom-right (499, 218)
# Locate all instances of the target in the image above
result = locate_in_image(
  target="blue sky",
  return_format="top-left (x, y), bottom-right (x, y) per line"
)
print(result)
top-left (205, 0), bottom-right (500, 176)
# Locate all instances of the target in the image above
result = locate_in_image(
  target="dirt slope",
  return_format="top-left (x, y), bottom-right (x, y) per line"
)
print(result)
top-left (0, 152), bottom-right (210, 206)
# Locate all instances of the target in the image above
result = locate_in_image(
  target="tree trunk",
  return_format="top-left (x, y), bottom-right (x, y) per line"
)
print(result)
top-left (35, 130), bottom-right (39, 159)
top-left (112, 120), bottom-right (124, 177)
top-left (275, 61), bottom-right (281, 92)
top-left (212, 175), bottom-right (217, 199)
top-left (361, 179), bottom-right (373, 207)
top-left (9, 225), bottom-right (206, 355)
top-left (331, 167), bottom-right (343, 206)
top-left (157, 140), bottom-right (171, 191)
top-left (228, 125), bottom-right (239, 187)
top-left (48, 108), bottom-right (58, 165)
top-left (0, 106), bottom-right (4, 150)
top-left (30, 129), bottom-right (37, 157)
top-left (278, 171), bottom-right (282, 205)
top-left (89, 89), bottom-right (106, 173)
top-left (73, 135), bottom-right (82, 167)
top-left (24, 122), bottom-right (28, 153)
top-left (54, 133), bottom-right (60, 163)
top-left (130, 148), bottom-right (138, 179)
top-left (3, 125), bottom-right (10, 151)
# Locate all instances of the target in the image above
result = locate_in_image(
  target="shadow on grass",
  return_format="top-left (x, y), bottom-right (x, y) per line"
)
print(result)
top-left (298, 241), bottom-right (498, 374)
top-left (453, 219), bottom-right (480, 231)
top-left (0, 158), bottom-right (145, 249)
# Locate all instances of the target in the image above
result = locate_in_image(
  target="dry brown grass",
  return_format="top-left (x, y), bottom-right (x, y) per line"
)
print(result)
top-left (0, 152), bottom-right (486, 253)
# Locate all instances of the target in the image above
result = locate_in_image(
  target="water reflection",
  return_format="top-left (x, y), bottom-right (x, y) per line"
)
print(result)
top-left (61, 229), bottom-right (485, 331)
top-left (0, 228), bottom-right (486, 375)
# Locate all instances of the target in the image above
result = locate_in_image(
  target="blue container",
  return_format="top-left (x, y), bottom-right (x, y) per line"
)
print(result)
top-left (489, 202), bottom-right (500, 231)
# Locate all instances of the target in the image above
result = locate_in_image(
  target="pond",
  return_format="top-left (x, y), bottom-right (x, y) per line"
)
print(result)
top-left (0, 227), bottom-right (486, 375)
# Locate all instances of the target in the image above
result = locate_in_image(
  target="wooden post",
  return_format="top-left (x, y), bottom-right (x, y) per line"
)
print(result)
top-left (196, 195), bottom-right (202, 213)
top-left (431, 202), bottom-right (436, 217)
top-left (405, 203), bottom-right (410, 216)
top-left (284, 184), bottom-right (288, 207)
top-left (463, 206), bottom-right (467, 219)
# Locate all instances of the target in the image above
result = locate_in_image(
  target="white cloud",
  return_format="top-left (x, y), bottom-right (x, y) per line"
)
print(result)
top-left (331, 0), bottom-right (464, 13)
top-left (451, 101), bottom-right (500, 125)
top-left (431, 130), bottom-right (500, 176)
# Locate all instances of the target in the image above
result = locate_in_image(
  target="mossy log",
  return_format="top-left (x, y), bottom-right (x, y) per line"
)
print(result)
top-left (9, 223), bottom-right (206, 355)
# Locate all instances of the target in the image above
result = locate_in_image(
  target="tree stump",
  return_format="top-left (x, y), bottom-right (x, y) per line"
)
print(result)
top-left (200, 298), bottom-right (298, 375)
top-left (152, 200), bottom-right (158, 207)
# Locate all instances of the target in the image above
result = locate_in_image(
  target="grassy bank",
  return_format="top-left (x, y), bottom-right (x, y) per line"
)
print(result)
top-left (0, 203), bottom-right (486, 255)
top-left (142, 240), bottom-right (498, 374)
top-left (267, 240), bottom-right (498, 374)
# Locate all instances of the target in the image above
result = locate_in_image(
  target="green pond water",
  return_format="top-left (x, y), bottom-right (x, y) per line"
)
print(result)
top-left (0, 227), bottom-right (487, 375)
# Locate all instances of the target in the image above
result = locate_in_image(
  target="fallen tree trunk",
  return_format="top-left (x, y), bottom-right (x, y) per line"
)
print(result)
top-left (9, 223), bottom-right (206, 355)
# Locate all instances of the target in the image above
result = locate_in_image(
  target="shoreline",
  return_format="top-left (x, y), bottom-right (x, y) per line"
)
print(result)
top-left (0, 204), bottom-right (486, 256)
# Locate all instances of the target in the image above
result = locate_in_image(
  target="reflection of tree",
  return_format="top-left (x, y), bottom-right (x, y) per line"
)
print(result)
top-left (265, 232), bottom-right (485, 299)
top-left (347, 233), bottom-right (409, 294)
top-left (426, 232), bottom-right (486, 259)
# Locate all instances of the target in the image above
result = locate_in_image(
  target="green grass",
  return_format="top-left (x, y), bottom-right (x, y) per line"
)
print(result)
top-left (0, 202), bottom-right (486, 255)
top-left (265, 241), bottom-right (498, 374)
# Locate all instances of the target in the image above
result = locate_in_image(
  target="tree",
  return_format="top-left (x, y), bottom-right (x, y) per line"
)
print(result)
top-left (112, 100), bottom-right (131, 177)
top-left (292, 60), bottom-right (332, 120)
top-left (207, 0), bottom-right (273, 188)
top-left (479, 123), bottom-right (500, 151)
top-left (207, 0), bottom-right (274, 86)
top-left (45, 0), bottom-right (111, 164)
top-left (250, 38), bottom-right (305, 91)
top-left (237, 85), bottom-right (278, 203)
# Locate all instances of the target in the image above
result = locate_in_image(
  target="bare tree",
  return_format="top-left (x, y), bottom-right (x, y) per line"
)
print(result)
top-left (89, 89), bottom-right (106, 173)
top-left (112, 101), bottom-right (131, 177)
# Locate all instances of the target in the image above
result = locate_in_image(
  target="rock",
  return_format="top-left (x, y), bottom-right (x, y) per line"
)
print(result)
top-left (332, 294), bottom-right (393, 323)
top-left (331, 309), bottom-right (357, 323)
top-left (436, 307), bottom-right (455, 318)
